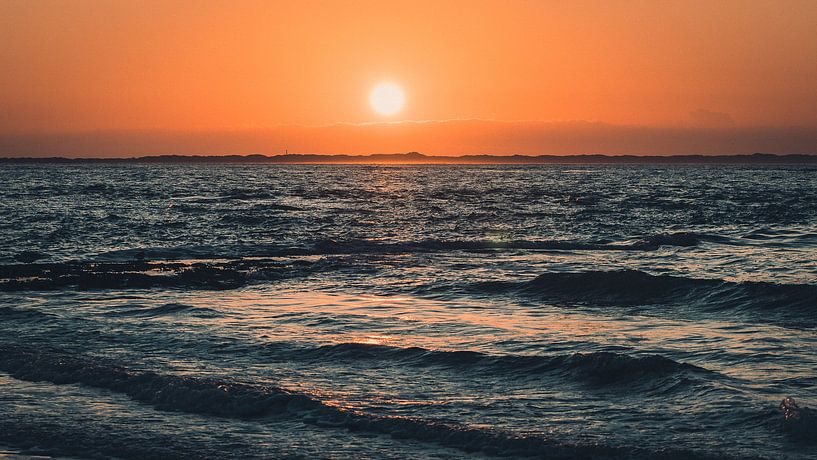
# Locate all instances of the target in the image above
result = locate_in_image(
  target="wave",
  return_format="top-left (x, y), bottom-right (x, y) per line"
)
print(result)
top-left (13, 250), bottom-right (46, 263)
top-left (0, 306), bottom-right (52, 321)
top-left (87, 246), bottom-right (301, 261)
top-left (0, 345), bottom-right (316, 418)
top-left (295, 343), bottom-right (712, 387)
top-left (0, 418), bottom-right (212, 460)
top-left (1, 230), bottom-right (722, 264)
top-left (634, 232), bottom-right (732, 249)
top-left (0, 261), bottom-right (246, 291)
top-left (0, 345), bottom-right (732, 459)
top-left (110, 302), bottom-right (221, 318)
top-left (171, 189), bottom-right (302, 205)
top-left (474, 270), bottom-right (817, 324)
top-left (38, 231), bottom-right (719, 264)
top-left (0, 258), bottom-right (347, 292)
top-left (309, 232), bottom-right (720, 254)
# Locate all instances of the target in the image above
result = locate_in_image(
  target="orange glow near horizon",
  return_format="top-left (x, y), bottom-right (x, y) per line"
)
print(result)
top-left (1, 0), bottom-right (817, 156)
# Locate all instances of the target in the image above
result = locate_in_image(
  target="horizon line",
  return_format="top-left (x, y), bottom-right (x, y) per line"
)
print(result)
top-left (2, 152), bottom-right (816, 165)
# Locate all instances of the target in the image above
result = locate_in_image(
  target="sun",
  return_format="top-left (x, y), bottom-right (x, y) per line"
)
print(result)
top-left (369, 82), bottom-right (405, 116)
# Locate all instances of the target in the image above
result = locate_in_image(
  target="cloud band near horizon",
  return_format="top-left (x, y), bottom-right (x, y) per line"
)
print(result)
top-left (1, 119), bottom-right (816, 158)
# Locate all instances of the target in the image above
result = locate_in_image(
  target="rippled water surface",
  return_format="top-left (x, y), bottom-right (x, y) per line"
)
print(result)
top-left (1, 164), bottom-right (815, 459)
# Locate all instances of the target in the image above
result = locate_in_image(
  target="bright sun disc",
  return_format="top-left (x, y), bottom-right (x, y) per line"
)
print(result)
top-left (369, 83), bottom-right (405, 116)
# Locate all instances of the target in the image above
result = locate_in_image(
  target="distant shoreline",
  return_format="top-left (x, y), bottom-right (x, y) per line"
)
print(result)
top-left (1, 152), bottom-right (816, 164)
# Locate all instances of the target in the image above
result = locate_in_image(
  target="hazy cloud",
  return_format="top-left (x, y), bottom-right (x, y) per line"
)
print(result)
top-left (1, 120), bottom-right (816, 157)
top-left (690, 109), bottom-right (735, 128)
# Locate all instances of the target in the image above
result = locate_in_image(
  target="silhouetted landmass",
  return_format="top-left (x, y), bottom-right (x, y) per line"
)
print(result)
top-left (1, 152), bottom-right (816, 164)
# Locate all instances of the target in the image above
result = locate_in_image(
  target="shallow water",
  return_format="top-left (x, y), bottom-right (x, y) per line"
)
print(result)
top-left (1, 164), bottom-right (815, 459)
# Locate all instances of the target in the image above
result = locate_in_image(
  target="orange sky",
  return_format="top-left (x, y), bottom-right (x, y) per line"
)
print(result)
top-left (2, 0), bottom-right (816, 156)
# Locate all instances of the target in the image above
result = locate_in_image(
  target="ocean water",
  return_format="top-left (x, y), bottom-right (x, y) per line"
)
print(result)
top-left (0, 163), bottom-right (816, 459)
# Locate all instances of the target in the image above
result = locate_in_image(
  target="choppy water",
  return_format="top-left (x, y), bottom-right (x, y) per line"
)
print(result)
top-left (1, 164), bottom-right (816, 459)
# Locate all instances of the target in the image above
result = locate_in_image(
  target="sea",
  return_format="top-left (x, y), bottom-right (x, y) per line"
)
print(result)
top-left (0, 163), bottom-right (815, 459)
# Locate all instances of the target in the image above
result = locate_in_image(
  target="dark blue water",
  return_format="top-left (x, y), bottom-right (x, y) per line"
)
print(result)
top-left (1, 164), bottom-right (815, 459)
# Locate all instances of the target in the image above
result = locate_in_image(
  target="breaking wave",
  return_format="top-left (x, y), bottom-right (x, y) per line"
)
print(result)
top-left (0, 345), bottom-right (730, 459)
top-left (293, 342), bottom-right (712, 387)
top-left (472, 270), bottom-right (817, 323)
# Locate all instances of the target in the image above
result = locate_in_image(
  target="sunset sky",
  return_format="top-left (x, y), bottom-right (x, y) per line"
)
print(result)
top-left (2, 0), bottom-right (816, 156)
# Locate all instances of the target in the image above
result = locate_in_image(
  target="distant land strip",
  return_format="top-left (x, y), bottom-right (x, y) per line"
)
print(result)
top-left (1, 152), bottom-right (817, 164)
